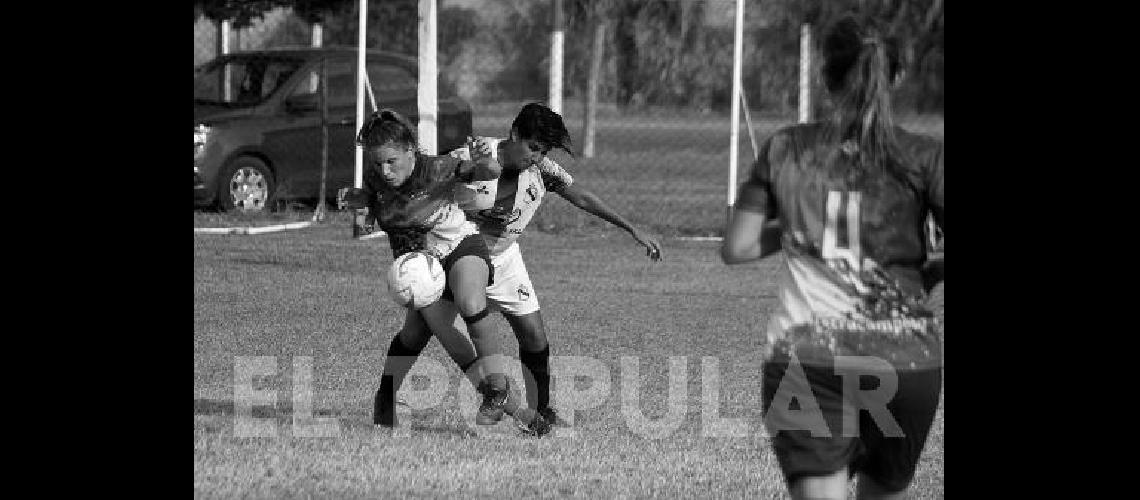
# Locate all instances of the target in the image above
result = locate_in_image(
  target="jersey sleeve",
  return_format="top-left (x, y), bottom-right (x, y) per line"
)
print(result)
top-left (735, 133), bottom-right (781, 217)
top-left (424, 155), bottom-right (463, 184)
top-left (538, 157), bottom-right (574, 193)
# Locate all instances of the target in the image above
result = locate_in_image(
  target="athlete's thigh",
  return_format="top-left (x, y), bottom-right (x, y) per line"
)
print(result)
top-left (486, 244), bottom-right (540, 317)
top-left (447, 256), bottom-right (491, 313)
top-left (855, 367), bottom-right (942, 493)
top-left (418, 300), bottom-right (477, 362)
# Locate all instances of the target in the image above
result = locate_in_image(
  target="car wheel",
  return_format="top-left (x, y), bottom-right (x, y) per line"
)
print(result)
top-left (218, 156), bottom-right (275, 212)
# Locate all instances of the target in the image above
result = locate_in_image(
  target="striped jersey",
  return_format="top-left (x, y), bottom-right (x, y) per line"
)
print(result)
top-left (450, 137), bottom-right (575, 256)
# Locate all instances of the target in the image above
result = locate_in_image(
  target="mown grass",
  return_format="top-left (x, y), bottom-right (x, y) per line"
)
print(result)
top-left (194, 227), bottom-right (943, 498)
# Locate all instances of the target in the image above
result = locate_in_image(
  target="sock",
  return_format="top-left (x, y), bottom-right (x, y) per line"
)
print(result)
top-left (375, 335), bottom-right (423, 424)
top-left (519, 346), bottom-right (551, 410)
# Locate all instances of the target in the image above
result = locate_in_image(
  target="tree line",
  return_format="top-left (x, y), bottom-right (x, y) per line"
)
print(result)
top-left (194, 0), bottom-right (943, 115)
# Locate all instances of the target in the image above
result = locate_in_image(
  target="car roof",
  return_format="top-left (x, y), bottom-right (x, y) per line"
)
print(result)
top-left (215, 46), bottom-right (417, 66)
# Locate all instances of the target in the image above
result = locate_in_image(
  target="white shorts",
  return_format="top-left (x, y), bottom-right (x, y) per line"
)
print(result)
top-left (485, 242), bottom-right (540, 316)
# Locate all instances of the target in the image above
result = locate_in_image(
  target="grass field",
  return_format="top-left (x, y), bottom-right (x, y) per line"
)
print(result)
top-left (193, 222), bottom-right (944, 498)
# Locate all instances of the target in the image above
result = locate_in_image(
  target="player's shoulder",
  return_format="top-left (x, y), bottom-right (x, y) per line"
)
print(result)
top-left (893, 126), bottom-right (943, 150)
top-left (892, 126), bottom-right (943, 169)
top-left (761, 122), bottom-right (828, 163)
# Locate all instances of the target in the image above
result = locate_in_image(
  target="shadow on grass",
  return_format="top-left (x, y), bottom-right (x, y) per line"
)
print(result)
top-left (194, 398), bottom-right (482, 438)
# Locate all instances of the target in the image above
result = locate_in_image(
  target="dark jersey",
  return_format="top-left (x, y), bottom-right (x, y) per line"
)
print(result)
top-left (362, 154), bottom-right (479, 258)
top-left (737, 123), bottom-right (944, 370)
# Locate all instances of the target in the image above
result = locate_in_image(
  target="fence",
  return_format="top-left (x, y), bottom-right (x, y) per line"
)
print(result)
top-left (193, 0), bottom-right (944, 238)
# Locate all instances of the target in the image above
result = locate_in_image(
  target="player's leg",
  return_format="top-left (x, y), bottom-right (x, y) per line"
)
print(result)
top-left (440, 249), bottom-right (547, 434)
top-left (853, 367), bottom-right (942, 500)
top-left (502, 311), bottom-right (567, 425)
top-left (484, 243), bottom-right (559, 421)
top-left (762, 355), bottom-right (860, 499)
top-left (374, 308), bottom-right (433, 427)
top-left (789, 471), bottom-right (850, 500)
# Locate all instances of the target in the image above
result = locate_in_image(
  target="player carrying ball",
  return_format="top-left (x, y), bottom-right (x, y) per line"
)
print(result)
top-left (721, 14), bottom-right (944, 500)
top-left (339, 109), bottom-right (550, 437)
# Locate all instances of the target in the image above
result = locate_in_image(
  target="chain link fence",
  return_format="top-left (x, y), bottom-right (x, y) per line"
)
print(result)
top-left (194, 0), bottom-right (943, 238)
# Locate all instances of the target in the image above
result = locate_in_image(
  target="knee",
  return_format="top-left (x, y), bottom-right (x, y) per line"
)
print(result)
top-left (515, 326), bottom-right (548, 352)
top-left (454, 294), bottom-right (487, 319)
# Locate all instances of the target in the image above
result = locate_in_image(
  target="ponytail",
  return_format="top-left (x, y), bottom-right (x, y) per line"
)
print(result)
top-left (822, 16), bottom-right (916, 195)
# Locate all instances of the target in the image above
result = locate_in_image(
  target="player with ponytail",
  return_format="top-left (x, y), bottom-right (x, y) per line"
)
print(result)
top-left (339, 109), bottom-right (550, 437)
top-left (722, 14), bottom-right (943, 499)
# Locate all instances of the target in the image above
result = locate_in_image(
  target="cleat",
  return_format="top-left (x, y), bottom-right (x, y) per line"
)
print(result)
top-left (537, 407), bottom-right (570, 427)
top-left (516, 412), bottom-right (552, 437)
top-left (476, 382), bottom-right (507, 425)
top-left (373, 391), bottom-right (398, 427)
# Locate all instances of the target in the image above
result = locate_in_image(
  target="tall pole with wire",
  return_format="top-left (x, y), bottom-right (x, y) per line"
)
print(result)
top-left (727, 0), bottom-right (745, 223)
top-left (351, 0), bottom-right (368, 237)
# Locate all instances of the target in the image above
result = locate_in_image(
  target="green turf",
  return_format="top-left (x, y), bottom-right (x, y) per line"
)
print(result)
top-left (194, 226), bottom-right (944, 498)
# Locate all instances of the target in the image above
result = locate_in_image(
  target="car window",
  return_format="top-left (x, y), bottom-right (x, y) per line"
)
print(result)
top-left (367, 64), bottom-right (416, 94)
top-left (194, 57), bottom-right (302, 106)
top-left (287, 59), bottom-right (357, 107)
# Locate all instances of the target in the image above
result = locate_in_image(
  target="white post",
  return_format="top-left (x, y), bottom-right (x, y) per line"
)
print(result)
top-left (418, 0), bottom-right (438, 154)
top-left (220, 19), bottom-right (233, 102)
top-left (727, 0), bottom-right (745, 220)
top-left (354, 0), bottom-right (368, 189)
top-left (549, 0), bottom-right (564, 114)
top-left (799, 23), bottom-right (812, 123)
top-left (310, 22), bottom-right (322, 92)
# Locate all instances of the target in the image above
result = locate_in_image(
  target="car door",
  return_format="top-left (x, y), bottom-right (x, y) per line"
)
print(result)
top-left (321, 60), bottom-right (421, 198)
top-left (264, 57), bottom-right (355, 200)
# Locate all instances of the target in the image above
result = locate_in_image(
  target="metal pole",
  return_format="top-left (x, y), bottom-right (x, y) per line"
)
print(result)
top-left (418, 0), bottom-right (438, 154)
top-left (354, 0), bottom-right (367, 189)
top-left (549, 0), bottom-right (564, 114)
top-left (799, 23), bottom-right (812, 123)
top-left (727, 0), bottom-right (745, 222)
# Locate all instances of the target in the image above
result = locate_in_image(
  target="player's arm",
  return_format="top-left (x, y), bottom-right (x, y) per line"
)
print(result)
top-left (556, 184), bottom-right (663, 261)
top-left (722, 137), bottom-right (783, 264)
top-left (337, 184), bottom-right (374, 210)
top-left (455, 156), bottom-right (502, 182)
top-left (722, 204), bottom-right (783, 264)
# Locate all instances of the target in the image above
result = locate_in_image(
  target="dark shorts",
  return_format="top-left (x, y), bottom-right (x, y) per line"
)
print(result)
top-left (439, 233), bottom-right (494, 303)
top-left (760, 354), bottom-right (942, 493)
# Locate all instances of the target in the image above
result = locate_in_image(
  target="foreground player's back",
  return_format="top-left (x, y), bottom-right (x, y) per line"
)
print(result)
top-left (758, 122), bottom-right (943, 369)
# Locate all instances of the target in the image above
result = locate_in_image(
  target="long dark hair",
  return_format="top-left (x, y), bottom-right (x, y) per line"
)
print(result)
top-left (821, 15), bottom-right (914, 191)
top-left (356, 108), bottom-right (418, 150)
top-left (510, 102), bottom-right (574, 157)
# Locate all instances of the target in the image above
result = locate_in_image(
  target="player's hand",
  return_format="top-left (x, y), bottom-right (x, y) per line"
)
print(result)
top-left (337, 187), bottom-right (369, 209)
top-left (630, 228), bottom-right (663, 261)
top-left (467, 136), bottom-right (494, 159)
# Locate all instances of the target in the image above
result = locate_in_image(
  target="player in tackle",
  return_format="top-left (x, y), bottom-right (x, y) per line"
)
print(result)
top-left (721, 14), bottom-right (943, 500)
top-left (339, 109), bottom-right (550, 436)
top-left (372, 102), bottom-right (663, 429)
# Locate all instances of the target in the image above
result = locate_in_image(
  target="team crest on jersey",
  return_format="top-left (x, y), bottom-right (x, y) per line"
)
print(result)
top-left (526, 183), bottom-right (539, 202)
top-left (518, 285), bottom-right (531, 301)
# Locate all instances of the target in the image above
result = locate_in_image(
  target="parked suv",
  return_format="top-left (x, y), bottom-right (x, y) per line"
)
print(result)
top-left (194, 47), bottom-right (473, 212)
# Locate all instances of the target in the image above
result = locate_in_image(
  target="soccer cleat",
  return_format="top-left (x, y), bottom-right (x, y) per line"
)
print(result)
top-left (374, 393), bottom-right (408, 428)
top-left (516, 411), bottom-right (552, 437)
top-left (476, 382), bottom-right (508, 425)
top-left (537, 407), bottom-right (570, 427)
